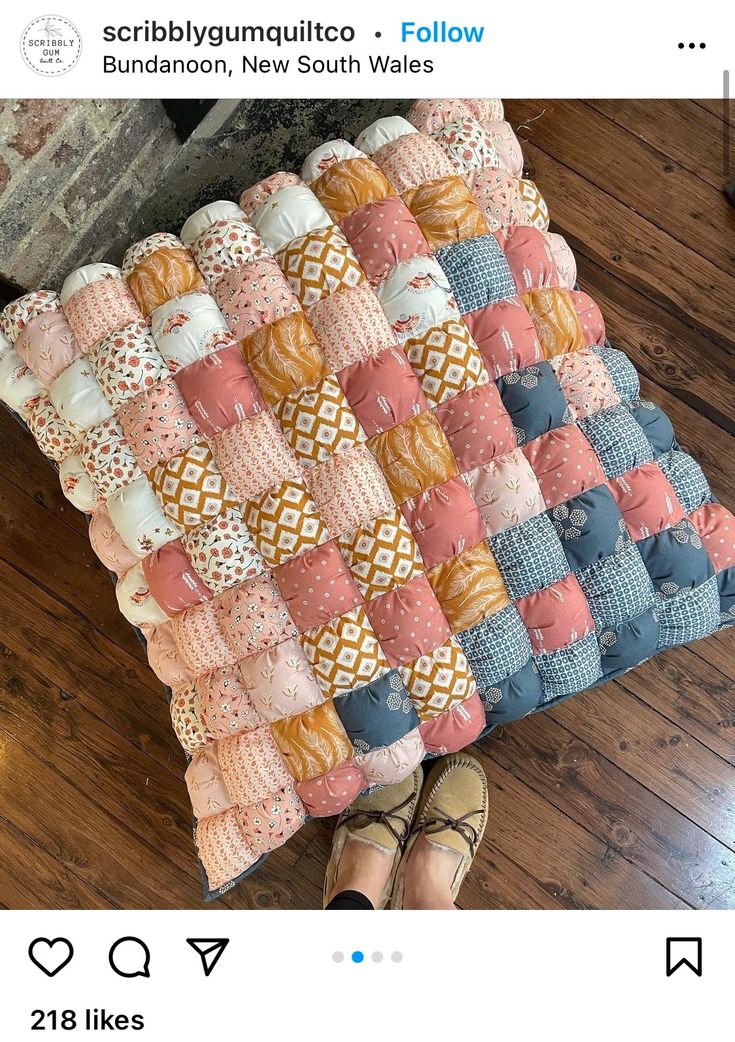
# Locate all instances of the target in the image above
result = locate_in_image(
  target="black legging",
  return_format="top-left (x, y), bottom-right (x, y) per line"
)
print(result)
top-left (325, 889), bottom-right (374, 910)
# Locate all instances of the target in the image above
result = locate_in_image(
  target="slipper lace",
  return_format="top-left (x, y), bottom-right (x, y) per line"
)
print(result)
top-left (418, 805), bottom-right (481, 858)
top-left (342, 790), bottom-right (416, 848)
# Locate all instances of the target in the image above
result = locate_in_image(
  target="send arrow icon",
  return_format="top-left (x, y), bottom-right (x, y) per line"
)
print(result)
top-left (666, 937), bottom-right (702, 977)
top-left (186, 938), bottom-right (230, 977)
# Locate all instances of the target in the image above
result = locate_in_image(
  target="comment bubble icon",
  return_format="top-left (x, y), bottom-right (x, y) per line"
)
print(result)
top-left (108, 937), bottom-right (151, 979)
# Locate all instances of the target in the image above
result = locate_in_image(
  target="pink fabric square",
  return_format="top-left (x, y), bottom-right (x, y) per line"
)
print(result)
top-left (434, 382), bottom-right (515, 472)
top-left (195, 809), bottom-right (256, 890)
top-left (689, 503), bottom-right (735, 573)
top-left (463, 298), bottom-right (543, 380)
top-left (309, 443), bottom-right (395, 537)
top-left (465, 168), bottom-right (530, 233)
top-left (211, 410), bottom-right (300, 500)
top-left (173, 342), bottom-right (263, 438)
top-left (401, 476), bottom-right (486, 570)
top-left (218, 725), bottom-right (291, 806)
top-left (546, 232), bottom-right (577, 290)
top-left (196, 662), bottom-right (261, 738)
top-left (419, 690), bottom-right (485, 754)
top-left (215, 575), bottom-right (297, 660)
top-left (239, 171), bottom-right (304, 216)
top-left (308, 283), bottom-right (396, 371)
top-left (295, 761), bottom-right (368, 817)
top-left (15, 310), bottom-right (82, 386)
top-left (464, 448), bottom-right (546, 536)
top-left (337, 345), bottom-right (427, 437)
top-left (88, 504), bottom-right (140, 575)
top-left (569, 290), bottom-right (606, 347)
top-left (170, 681), bottom-right (208, 752)
top-left (171, 598), bottom-right (237, 675)
top-left (118, 378), bottom-right (199, 471)
top-left (273, 540), bottom-right (363, 632)
top-left (142, 537), bottom-right (212, 616)
top-left (485, 120), bottom-right (524, 178)
top-left (211, 256), bottom-right (300, 341)
top-left (499, 226), bottom-right (559, 294)
top-left (340, 197), bottom-right (430, 284)
top-left (64, 277), bottom-right (143, 351)
top-left (523, 425), bottom-right (606, 511)
top-left (549, 348), bottom-right (620, 421)
top-left (516, 574), bottom-right (594, 655)
top-left (373, 133), bottom-right (455, 193)
top-left (364, 573), bottom-right (451, 667)
top-left (238, 785), bottom-right (306, 854)
top-left (238, 637), bottom-right (324, 723)
top-left (609, 463), bottom-right (686, 541)
top-left (145, 621), bottom-right (196, 688)
top-left (186, 745), bottom-right (234, 820)
top-left (355, 727), bottom-right (425, 786)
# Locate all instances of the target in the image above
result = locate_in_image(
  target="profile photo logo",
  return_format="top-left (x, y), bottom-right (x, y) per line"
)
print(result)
top-left (20, 16), bottom-right (81, 75)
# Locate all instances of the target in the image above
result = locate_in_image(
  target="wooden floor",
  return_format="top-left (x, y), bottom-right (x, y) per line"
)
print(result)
top-left (1, 100), bottom-right (734, 910)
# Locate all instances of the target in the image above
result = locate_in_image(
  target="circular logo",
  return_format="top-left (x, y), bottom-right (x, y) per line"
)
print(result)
top-left (20, 15), bottom-right (81, 76)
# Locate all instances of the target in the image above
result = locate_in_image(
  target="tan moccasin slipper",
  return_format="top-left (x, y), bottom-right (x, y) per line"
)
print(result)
top-left (323, 767), bottom-right (423, 909)
top-left (390, 753), bottom-right (488, 909)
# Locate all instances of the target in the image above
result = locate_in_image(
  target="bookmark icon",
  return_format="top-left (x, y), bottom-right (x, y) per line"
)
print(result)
top-left (186, 938), bottom-right (230, 977)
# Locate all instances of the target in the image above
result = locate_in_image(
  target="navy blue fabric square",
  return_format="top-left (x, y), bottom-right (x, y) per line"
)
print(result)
top-left (536, 631), bottom-right (603, 701)
top-left (657, 574), bottom-right (721, 649)
top-left (597, 609), bottom-right (660, 680)
top-left (435, 235), bottom-right (516, 314)
top-left (456, 604), bottom-right (532, 685)
top-left (577, 542), bottom-right (656, 627)
top-left (334, 669), bottom-right (419, 755)
top-left (658, 449), bottom-right (712, 514)
top-left (579, 403), bottom-right (654, 478)
top-left (491, 515), bottom-right (568, 600)
top-left (637, 520), bottom-right (714, 598)
top-left (624, 400), bottom-right (676, 458)
top-left (717, 567), bottom-right (735, 627)
top-left (548, 484), bottom-right (629, 572)
top-left (497, 362), bottom-right (570, 445)
top-left (481, 658), bottom-right (544, 726)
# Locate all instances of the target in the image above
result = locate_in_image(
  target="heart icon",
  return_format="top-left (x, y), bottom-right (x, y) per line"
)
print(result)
top-left (28, 938), bottom-right (74, 977)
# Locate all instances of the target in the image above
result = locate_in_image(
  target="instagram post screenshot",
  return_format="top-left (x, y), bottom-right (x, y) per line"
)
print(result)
top-left (0, 1), bottom-right (733, 1036)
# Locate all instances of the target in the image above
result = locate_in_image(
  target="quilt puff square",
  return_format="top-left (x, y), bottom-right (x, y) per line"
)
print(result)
top-left (367, 409), bottom-right (458, 505)
top-left (170, 682), bottom-right (208, 752)
top-left (401, 475), bottom-right (486, 571)
top-left (403, 318), bottom-right (489, 408)
top-left (464, 447), bottom-right (546, 537)
top-left (271, 701), bottom-right (353, 782)
top-left (307, 283), bottom-right (395, 372)
top-left (212, 256), bottom-right (300, 341)
top-left (657, 449), bottom-right (711, 516)
top-left (106, 473), bottom-right (182, 558)
top-left (436, 236), bottom-right (517, 316)
top-left (336, 508), bottom-right (424, 601)
top-left (190, 217), bottom-right (265, 283)
top-left (333, 670), bottom-right (420, 754)
top-left (245, 474), bottom-right (331, 568)
top-left (431, 116), bottom-right (497, 174)
top-left (295, 761), bottom-right (367, 817)
top-left (535, 630), bottom-right (603, 701)
top-left (364, 573), bottom-right (451, 668)
top-left (150, 442), bottom-right (238, 531)
top-left (477, 658), bottom-right (543, 725)
top-left (490, 512), bottom-right (569, 600)
top-left (523, 424), bottom-right (606, 511)
top-left (182, 505), bottom-right (263, 596)
top-left (127, 244), bottom-right (205, 318)
top-left (597, 609), bottom-right (660, 681)
top-left (594, 345), bottom-right (639, 401)
top-left (118, 378), bottom-right (199, 472)
top-left (637, 519), bottom-right (714, 598)
top-left (373, 132), bottom-right (455, 194)
top-left (576, 542), bottom-right (656, 628)
top-left (355, 728), bottom-right (425, 787)
top-left (80, 417), bottom-right (142, 498)
top-left (337, 346), bottom-right (428, 438)
top-left (250, 184), bottom-right (332, 254)
top-left (237, 784), bottom-right (307, 856)
top-left (142, 537), bottom-right (212, 616)
top-left (173, 342), bottom-right (263, 439)
top-left (185, 746), bottom-right (234, 821)
top-left (300, 603), bottom-right (390, 698)
top-left (550, 347), bottom-right (620, 422)
top-left (497, 361), bottom-right (571, 446)
top-left (273, 540), bottom-right (363, 633)
top-left (64, 276), bottom-right (144, 351)
top-left (215, 574), bottom-right (297, 660)
top-left (548, 484), bottom-right (630, 572)
top-left (340, 197), bottom-right (430, 284)
top-left (311, 156), bottom-right (394, 222)
top-left (49, 356), bottom-right (114, 430)
top-left (276, 224), bottom-right (365, 307)
top-left (516, 573), bottom-right (594, 655)
top-left (399, 637), bottom-right (476, 721)
top-left (609, 461), bottom-right (686, 541)
top-left (240, 310), bottom-right (328, 407)
top-left (89, 320), bottom-right (168, 408)
top-left (465, 168), bottom-right (528, 234)
top-left (625, 400), bottom-right (676, 458)
top-left (402, 174), bottom-right (489, 249)
top-left (375, 255), bottom-right (457, 345)
top-left (522, 288), bottom-right (585, 359)
top-left (309, 443), bottom-right (395, 538)
top-left (501, 225), bottom-right (559, 294)
top-left (171, 597), bottom-right (237, 676)
top-left (689, 503), bottom-right (735, 574)
top-left (463, 297), bottom-right (543, 381)
top-left (196, 662), bottom-right (262, 740)
top-left (274, 373), bottom-right (365, 466)
top-left (195, 810), bottom-right (257, 892)
top-left (238, 637), bottom-right (324, 724)
top-left (579, 404), bottom-right (655, 479)
top-left (150, 290), bottom-right (234, 374)
top-left (27, 393), bottom-right (82, 463)
top-left (569, 290), bottom-right (606, 347)
top-left (419, 691), bottom-right (485, 754)
top-left (211, 410), bottom-right (300, 501)
top-left (16, 308), bottom-right (82, 386)
top-left (426, 541), bottom-right (509, 632)
top-left (656, 574), bottom-right (721, 649)
top-left (218, 725), bottom-right (291, 805)
top-left (457, 603), bottom-right (532, 687)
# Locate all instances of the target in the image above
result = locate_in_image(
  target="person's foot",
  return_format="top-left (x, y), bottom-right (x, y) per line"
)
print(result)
top-left (323, 767), bottom-right (423, 909)
top-left (391, 753), bottom-right (488, 910)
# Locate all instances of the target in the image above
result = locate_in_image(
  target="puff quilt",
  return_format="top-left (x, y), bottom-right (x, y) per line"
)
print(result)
top-left (2, 99), bottom-right (733, 898)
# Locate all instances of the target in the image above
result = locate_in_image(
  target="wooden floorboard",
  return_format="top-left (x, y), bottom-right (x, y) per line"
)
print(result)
top-left (0, 100), bottom-right (733, 909)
